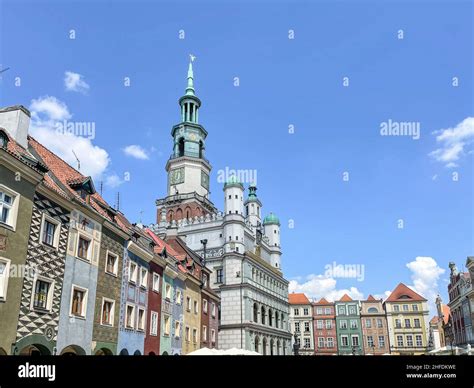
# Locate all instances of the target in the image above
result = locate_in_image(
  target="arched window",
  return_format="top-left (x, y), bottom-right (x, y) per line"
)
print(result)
top-left (277, 340), bottom-right (281, 355)
top-left (253, 303), bottom-right (258, 323)
top-left (280, 312), bottom-right (284, 329)
top-left (168, 210), bottom-right (174, 222)
top-left (368, 307), bottom-right (378, 313)
top-left (254, 336), bottom-right (259, 353)
top-left (185, 207), bottom-right (191, 219)
top-left (199, 140), bottom-right (204, 158)
top-left (262, 338), bottom-right (267, 355)
top-left (176, 208), bottom-right (183, 220)
top-left (268, 309), bottom-right (273, 327)
top-left (275, 312), bottom-right (280, 328)
top-left (283, 341), bottom-right (286, 355)
top-left (270, 339), bottom-right (274, 355)
top-left (178, 137), bottom-right (185, 157)
top-left (261, 306), bottom-right (266, 325)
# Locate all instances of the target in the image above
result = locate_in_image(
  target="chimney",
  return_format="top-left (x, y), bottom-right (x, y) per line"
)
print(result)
top-left (0, 105), bottom-right (31, 149)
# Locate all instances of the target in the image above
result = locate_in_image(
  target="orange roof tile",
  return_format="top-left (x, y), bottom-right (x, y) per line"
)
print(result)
top-left (366, 295), bottom-right (377, 301)
top-left (385, 283), bottom-right (427, 302)
top-left (288, 293), bottom-right (310, 305)
top-left (339, 294), bottom-right (353, 302)
top-left (441, 304), bottom-right (451, 325)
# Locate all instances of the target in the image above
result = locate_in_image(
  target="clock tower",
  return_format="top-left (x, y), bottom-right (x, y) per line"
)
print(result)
top-left (157, 58), bottom-right (218, 224)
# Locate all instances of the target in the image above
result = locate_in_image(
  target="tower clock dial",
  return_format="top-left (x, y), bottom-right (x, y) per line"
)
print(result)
top-left (170, 167), bottom-right (185, 185)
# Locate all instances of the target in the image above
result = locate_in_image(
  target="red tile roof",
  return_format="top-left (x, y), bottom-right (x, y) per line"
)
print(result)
top-left (441, 304), bottom-right (451, 325)
top-left (289, 293), bottom-right (310, 305)
top-left (313, 297), bottom-right (333, 305)
top-left (366, 295), bottom-right (377, 301)
top-left (339, 294), bottom-right (353, 302)
top-left (385, 283), bottom-right (427, 302)
top-left (430, 316), bottom-right (439, 325)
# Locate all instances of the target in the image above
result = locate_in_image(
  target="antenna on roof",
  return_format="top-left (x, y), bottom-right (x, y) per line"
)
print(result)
top-left (72, 150), bottom-right (80, 170)
top-left (99, 181), bottom-right (103, 196)
top-left (115, 192), bottom-right (120, 211)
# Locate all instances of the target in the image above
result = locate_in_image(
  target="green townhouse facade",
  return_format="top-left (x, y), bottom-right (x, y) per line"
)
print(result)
top-left (335, 294), bottom-right (364, 355)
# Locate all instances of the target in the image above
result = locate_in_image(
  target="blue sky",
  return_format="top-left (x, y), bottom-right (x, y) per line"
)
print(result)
top-left (1, 0), bottom-right (473, 313)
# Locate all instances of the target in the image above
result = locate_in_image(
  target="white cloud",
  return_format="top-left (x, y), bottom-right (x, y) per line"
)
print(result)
top-left (64, 71), bottom-right (90, 94)
top-left (29, 96), bottom-right (109, 180)
top-left (105, 173), bottom-right (124, 188)
top-left (406, 256), bottom-right (445, 315)
top-left (429, 117), bottom-right (474, 167)
top-left (288, 274), bottom-right (364, 302)
top-left (123, 144), bottom-right (149, 160)
top-left (372, 291), bottom-right (391, 301)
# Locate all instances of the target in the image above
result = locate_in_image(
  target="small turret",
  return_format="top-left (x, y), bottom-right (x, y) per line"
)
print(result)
top-left (244, 184), bottom-right (262, 228)
top-left (223, 175), bottom-right (245, 254)
top-left (263, 212), bottom-right (281, 269)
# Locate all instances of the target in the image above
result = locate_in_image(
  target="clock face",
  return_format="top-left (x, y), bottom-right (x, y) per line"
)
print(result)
top-left (189, 133), bottom-right (197, 141)
top-left (170, 167), bottom-right (184, 185)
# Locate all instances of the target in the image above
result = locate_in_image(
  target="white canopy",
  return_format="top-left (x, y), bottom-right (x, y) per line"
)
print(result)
top-left (187, 347), bottom-right (261, 356)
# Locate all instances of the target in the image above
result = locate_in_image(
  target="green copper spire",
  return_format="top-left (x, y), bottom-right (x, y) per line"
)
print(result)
top-left (185, 56), bottom-right (196, 96)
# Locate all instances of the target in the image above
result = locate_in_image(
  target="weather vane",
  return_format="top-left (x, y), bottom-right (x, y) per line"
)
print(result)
top-left (189, 54), bottom-right (196, 62)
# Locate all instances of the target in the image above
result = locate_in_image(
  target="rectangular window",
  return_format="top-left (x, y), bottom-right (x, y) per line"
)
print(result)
top-left (304, 322), bottom-right (310, 332)
top-left (105, 252), bottom-right (118, 275)
top-left (203, 325), bottom-right (207, 341)
top-left (395, 319), bottom-right (401, 328)
top-left (338, 307), bottom-right (345, 315)
top-left (174, 321), bottom-right (180, 338)
top-left (186, 296), bottom-right (191, 311)
top-left (318, 337), bottom-right (324, 348)
top-left (211, 329), bottom-right (216, 343)
top-left (0, 190), bottom-right (15, 227)
top-left (397, 335), bottom-right (404, 347)
top-left (415, 335), bottom-right (423, 347)
top-left (194, 300), bottom-right (198, 314)
top-left (367, 335), bottom-right (374, 348)
top-left (304, 338), bottom-right (311, 348)
top-left (164, 315), bottom-right (170, 335)
top-left (185, 326), bottom-right (190, 342)
top-left (152, 273), bottom-right (160, 292)
top-left (203, 299), bottom-right (208, 313)
top-left (393, 305), bottom-right (400, 312)
top-left (317, 320), bottom-right (323, 329)
top-left (405, 319), bottom-right (411, 328)
top-left (325, 320), bottom-right (332, 329)
top-left (324, 307), bottom-right (331, 315)
top-left (378, 336), bottom-right (385, 348)
top-left (216, 268), bottom-right (223, 283)
top-left (165, 284), bottom-right (172, 300)
top-left (327, 337), bottom-right (334, 348)
top-left (70, 286), bottom-right (87, 317)
top-left (413, 304), bottom-right (419, 312)
top-left (32, 278), bottom-right (52, 310)
top-left (176, 289), bottom-right (181, 304)
top-left (365, 318), bottom-right (372, 328)
top-left (340, 320), bottom-right (347, 329)
top-left (303, 308), bottom-right (309, 315)
top-left (341, 336), bottom-right (349, 347)
top-left (150, 311), bottom-right (158, 336)
top-left (77, 236), bottom-right (91, 261)
top-left (137, 308), bottom-right (145, 331)
top-left (295, 322), bottom-right (300, 332)
top-left (406, 335), bottom-right (414, 347)
top-left (403, 304), bottom-right (409, 311)
top-left (316, 307), bottom-right (323, 315)
top-left (41, 219), bottom-right (57, 247)
top-left (294, 308), bottom-right (300, 316)
top-left (414, 318), bottom-right (421, 328)
top-left (349, 306), bottom-right (356, 315)
top-left (211, 302), bottom-right (216, 317)
top-left (126, 305), bottom-right (135, 328)
top-left (101, 299), bottom-right (114, 326)
top-left (350, 320), bottom-right (358, 329)
top-left (129, 262), bottom-right (138, 284)
top-left (377, 318), bottom-right (383, 328)
top-left (0, 258), bottom-right (10, 301)
top-left (351, 335), bottom-right (359, 347)
top-left (139, 267), bottom-right (148, 289)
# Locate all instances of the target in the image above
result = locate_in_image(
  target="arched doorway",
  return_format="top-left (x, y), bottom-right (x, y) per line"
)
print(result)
top-left (60, 345), bottom-right (86, 356)
top-left (19, 344), bottom-right (51, 356)
top-left (95, 348), bottom-right (113, 356)
top-left (162, 351), bottom-right (169, 355)
top-left (148, 351), bottom-right (156, 356)
top-left (133, 350), bottom-right (141, 356)
top-left (262, 338), bottom-right (267, 355)
top-left (119, 348), bottom-right (129, 356)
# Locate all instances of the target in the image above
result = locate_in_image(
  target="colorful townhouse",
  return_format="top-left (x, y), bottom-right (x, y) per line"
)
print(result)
top-left (360, 295), bottom-right (390, 355)
top-left (289, 293), bottom-right (314, 354)
top-left (335, 294), bottom-right (363, 355)
top-left (0, 106), bottom-right (47, 355)
top-left (313, 298), bottom-right (337, 355)
top-left (447, 261), bottom-right (473, 346)
top-left (384, 283), bottom-right (429, 355)
top-left (117, 227), bottom-right (154, 355)
top-left (200, 264), bottom-right (219, 349)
